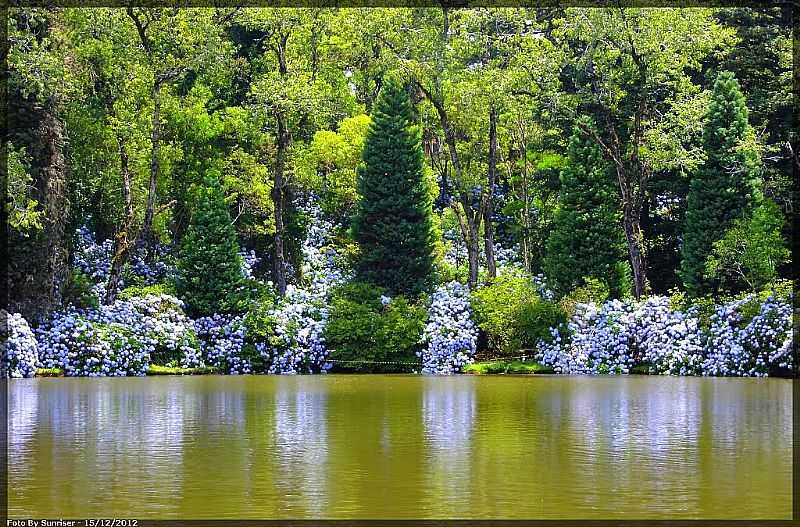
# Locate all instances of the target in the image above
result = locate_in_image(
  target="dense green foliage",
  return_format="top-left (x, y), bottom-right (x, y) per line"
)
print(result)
top-left (176, 174), bottom-right (248, 317)
top-left (706, 200), bottom-right (789, 292)
top-left (543, 120), bottom-right (629, 297)
top-left (463, 360), bottom-right (554, 375)
top-left (325, 282), bottom-right (427, 372)
top-left (680, 71), bottom-right (761, 294)
top-left (471, 274), bottom-right (567, 356)
top-left (353, 79), bottom-right (436, 297)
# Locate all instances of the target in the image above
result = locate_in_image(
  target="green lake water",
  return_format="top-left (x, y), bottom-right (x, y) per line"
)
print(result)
top-left (8, 375), bottom-right (792, 519)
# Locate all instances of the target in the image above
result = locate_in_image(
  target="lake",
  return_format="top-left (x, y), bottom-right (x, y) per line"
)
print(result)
top-left (8, 375), bottom-right (792, 519)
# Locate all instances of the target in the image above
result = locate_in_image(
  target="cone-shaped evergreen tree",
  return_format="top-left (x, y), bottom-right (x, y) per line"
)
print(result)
top-left (353, 78), bottom-right (435, 296)
top-left (543, 118), bottom-right (629, 297)
top-left (176, 172), bottom-right (247, 317)
top-left (680, 71), bottom-right (761, 294)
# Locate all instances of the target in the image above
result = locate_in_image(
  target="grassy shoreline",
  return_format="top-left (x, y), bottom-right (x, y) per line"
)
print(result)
top-left (34, 365), bottom-right (221, 377)
top-left (463, 360), bottom-right (555, 375)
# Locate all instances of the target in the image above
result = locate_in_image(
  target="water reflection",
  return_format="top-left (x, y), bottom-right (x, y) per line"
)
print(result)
top-left (273, 380), bottom-right (328, 516)
top-left (422, 377), bottom-right (476, 515)
top-left (7, 376), bottom-right (792, 519)
top-left (9, 381), bottom-right (38, 454)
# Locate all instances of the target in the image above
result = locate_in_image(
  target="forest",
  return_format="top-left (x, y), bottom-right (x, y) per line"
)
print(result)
top-left (3, 6), bottom-right (795, 378)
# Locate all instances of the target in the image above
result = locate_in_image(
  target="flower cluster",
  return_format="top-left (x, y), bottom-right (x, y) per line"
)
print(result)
top-left (492, 243), bottom-right (523, 271)
top-left (257, 197), bottom-right (350, 374)
top-left (567, 300), bottom-right (636, 374)
top-left (73, 226), bottom-right (113, 282)
top-left (127, 244), bottom-right (174, 285)
top-left (533, 273), bottom-right (556, 301)
top-left (71, 226), bottom-right (176, 300)
top-left (193, 315), bottom-right (250, 374)
top-left (2, 312), bottom-right (39, 378)
top-left (68, 322), bottom-right (151, 377)
top-left (536, 294), bottom-right (793, 377)
top-left (239, 249), bottom-right (260, 280)
top-left (258, 292), bottom-right (331, 374)
top-left (418, 282), bottom-right (478, 374)
top-left (702, 296), bottom-right (793, 377)
top-left (634, 297), bottom-right (705, 375)
top-left (36, 294), bottom-right (200, 376)
top-left (442, 228), bottom-right (466, 268)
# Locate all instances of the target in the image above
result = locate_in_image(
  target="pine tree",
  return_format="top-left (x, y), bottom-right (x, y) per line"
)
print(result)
top-left (543, 118), bottom-right (629, 297)
top-left (176, 172), bottom-right (247, 317)
top-left (353, 78), bottom-right (436, 296)
top-left (680, 71), bottom-right (761, 294)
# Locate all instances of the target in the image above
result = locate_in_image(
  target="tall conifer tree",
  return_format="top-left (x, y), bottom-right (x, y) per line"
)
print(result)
top-left (176, 172), bottom-right (247, 316)
top-left (544, 118), bottom-right (629, 297)
top-left (680, 71), bottom-right (761, 294)
top-left (353, 79), bottom-right (436, 296)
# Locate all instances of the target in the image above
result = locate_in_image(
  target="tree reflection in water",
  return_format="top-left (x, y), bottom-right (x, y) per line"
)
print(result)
top-left (273, 383), bottom-right (328, 516)
top-left (422, 377), bottom-right (476, 515)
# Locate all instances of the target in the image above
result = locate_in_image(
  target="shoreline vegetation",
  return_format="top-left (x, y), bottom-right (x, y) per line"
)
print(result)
top-left (4, 8), bottom-right (794, 381)
top-left (28, 359), bottom-right (793, 378)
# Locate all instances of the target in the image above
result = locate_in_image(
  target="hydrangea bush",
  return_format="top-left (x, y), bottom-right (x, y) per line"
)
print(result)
top-left (2, 311), bottom-right (39, 378)
top-left (193, 315), bottom-right (250, 374)
top-left (258, 290), bottom-right (331, 374)
top-left (418, 282), bottom-right (478, 374)
top-left (36, 294), bottom-right (200, 376)
top-left (71, 225), bottom-right (176, 302)
top-left (702, 296), bottom-right (792, 377)
top-left (633, 297), bottom-right (705, 376)
top-left (255, 198), bottom-right (350, 374)
top-left (240, 249), bottom-right (260, 280)
top-left (536, 293), bottom-right (793, 377)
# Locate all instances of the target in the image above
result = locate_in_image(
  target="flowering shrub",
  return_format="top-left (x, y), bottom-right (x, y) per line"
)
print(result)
top-left (702, 296), bottom-right (792, 377)
top-left (633, 297), bottom-right (705, 376)
top-left (36, 294), bottom-right (200, 376)
top-left (536, 294), bottom-right (793, 377)
top-left (127, 244), bottom-right (174, 286)
top-left (259, 289), bottom-right (331, 374)
top-left (2, 312), bottom-right (39, 378)
top-left (240, 249), bottom-right (260, 280)
top-left (533, 274), bottom-right (556, 302)
top-left (418, 282), bottom-right (478, 374)
top-left (73, 226), bottom-right (113, 282)
top-left (66, 322), bottom-right (151, 377)
top-left (193, 315), bottom-right (251, 374)
top-left (573, 300), bottom-right (637, 374)
top-left (70, 226), bottom-right (176, 302)
top-left (493, 242), bottom-right (523, 270)
top-left (256, 197), bottom-right (351, 374)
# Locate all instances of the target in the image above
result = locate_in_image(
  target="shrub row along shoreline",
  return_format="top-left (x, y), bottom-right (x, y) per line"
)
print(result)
top-left (3, 276), bottom-right (792, 379)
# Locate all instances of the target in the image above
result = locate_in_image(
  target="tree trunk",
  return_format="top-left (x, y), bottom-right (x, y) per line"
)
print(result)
top-left (467, 221), bottom-right (480, 287)
top-left (454, 197), bottom-right (481, 288)
top-left (38, 101), bottom-right (70, 314)
top-left (272, 111), bottom-right (288, 296)
top-left (139, 79), bottom-right (162, 253)
top-left (577, 116), bottom-right (650, 299)
top-left (483, 106), bottom-right (498, 280)
top-left (622, 203), bottom-right (647, 298)
top-left (104, 132), bottom-right (135, 304)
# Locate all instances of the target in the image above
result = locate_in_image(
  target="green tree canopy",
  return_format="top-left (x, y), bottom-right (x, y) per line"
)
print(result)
top-left (544, 119), bottom-right (629, 297)
top-left (680, 70), bottom-right (761, 294)
top-left (176, 172), bottom-right (248, 317)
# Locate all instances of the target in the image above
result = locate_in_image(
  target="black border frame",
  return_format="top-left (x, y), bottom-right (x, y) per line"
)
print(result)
top-left (1, 0), bottom-right (797, 524)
